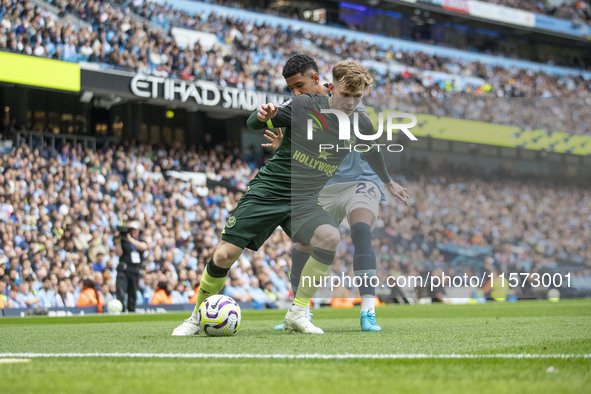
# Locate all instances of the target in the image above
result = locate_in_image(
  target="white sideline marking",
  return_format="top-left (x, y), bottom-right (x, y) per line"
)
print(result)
top-left (0, 358), bottom-right (31, 364)
top-left (0, 353), bottom-right (589, 360)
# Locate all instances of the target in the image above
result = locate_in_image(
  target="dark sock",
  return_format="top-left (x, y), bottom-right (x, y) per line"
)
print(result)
top-left (351, 222), bottom-right (377, 297)
top-left (206, 258), bottom-right (231, 278)
top-left (290, 247), bottom-right (310, 297)
top-left (192, 259), bottom-right (230, 313)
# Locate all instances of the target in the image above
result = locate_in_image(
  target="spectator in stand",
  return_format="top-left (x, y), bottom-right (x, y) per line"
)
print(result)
top-left (171, 281), bottom-right (190, 304)
top-left (16, 281), bottom-right (40, 308)
top-left (0, 278), bottom-right (9, 308)
top-left (76, 279), bottom-right (104, 311)
top-left (247, 277), bottom-right (277, 309)
top-left (262, 281), bottom-right (279, 305)
top-left (8, 285), bottom-right (20, 308)
top-left (37, 276), bottom-right (56, 308)
top-left (150, 281), bottom-right (173, 305)
top-left (224, 275), bottom-right (254, 303)
top-left (101, 281), bottom-right (117, 305)
top-left (55, 279), bottom-right (75, 307)
top-left (0, 134), bottom-right (589, 309)
top-left (2, 0), bottom-right (590, 138)
top-left (485, 0), bottom-right (591, 23)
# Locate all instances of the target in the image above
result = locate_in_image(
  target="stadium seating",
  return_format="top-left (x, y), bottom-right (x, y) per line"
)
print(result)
top-left (1, 0), bottom-right (590, 308)
top-left (479, 0), bottom-right (591, 23)
top-left (0, 138), bottom-right (589, 308)
top-left (1, 0), bottom-right (590, 136)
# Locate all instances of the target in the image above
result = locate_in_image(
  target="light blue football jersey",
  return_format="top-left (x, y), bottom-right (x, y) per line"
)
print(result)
top-left (325, 102), bottom-right (386, 201)
top-left (325, 151), bottom-right (386, 201)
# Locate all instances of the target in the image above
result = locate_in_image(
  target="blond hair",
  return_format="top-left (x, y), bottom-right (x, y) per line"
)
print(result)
top-left (332, 61), bottom-right (374, 92)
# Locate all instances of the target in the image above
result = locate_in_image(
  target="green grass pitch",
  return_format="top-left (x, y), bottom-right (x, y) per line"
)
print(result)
top-left (1, 299), bottom-right (590, 394)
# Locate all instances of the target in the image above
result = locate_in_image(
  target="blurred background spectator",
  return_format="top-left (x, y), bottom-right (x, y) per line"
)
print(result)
top-left (1, 0), bottom-right (589, 135)
top-left (0, 0), bottom-right (589, 310)
top-left (0, 140), bottom-right (588, 309)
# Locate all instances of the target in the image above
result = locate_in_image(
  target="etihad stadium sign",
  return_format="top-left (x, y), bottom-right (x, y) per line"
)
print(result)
top-left (130, 75), bottom-right (286, 111)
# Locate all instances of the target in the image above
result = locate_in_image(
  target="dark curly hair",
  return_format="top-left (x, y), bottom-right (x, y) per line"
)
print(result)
top-left (282, 54), bottom-right (319, 79)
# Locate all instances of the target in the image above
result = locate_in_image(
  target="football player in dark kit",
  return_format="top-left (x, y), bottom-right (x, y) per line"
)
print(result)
top-left (173, 60), bottom-right (408, 335)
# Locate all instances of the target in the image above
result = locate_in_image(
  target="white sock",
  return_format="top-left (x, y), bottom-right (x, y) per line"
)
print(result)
top-left (290, 304), bottom-right (307, 312)
top-left (361, 296), bottom-right (375, 313)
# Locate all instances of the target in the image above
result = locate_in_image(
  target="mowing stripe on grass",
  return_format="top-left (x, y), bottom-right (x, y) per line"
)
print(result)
top-left (1, 353), bottom-right (590, 360)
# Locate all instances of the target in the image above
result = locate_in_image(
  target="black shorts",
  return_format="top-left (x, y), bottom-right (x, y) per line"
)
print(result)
top-left (221, 189), bottom-right (336, 251)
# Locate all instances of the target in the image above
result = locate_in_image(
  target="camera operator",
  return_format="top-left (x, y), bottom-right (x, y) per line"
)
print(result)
top-left (115, 221), bottom-right (148, 312)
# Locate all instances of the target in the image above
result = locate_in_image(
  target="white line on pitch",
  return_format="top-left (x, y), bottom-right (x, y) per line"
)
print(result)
top-left (0, 358), bottom-right (31, 364)
top-left (0, 353), bottom-right (589, 360)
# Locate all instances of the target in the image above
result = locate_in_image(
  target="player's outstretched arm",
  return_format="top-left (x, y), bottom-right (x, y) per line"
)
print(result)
top-left (385, 180), bottom-right (410, 207)
top-left (247, 98), bottom-right (294, 131)
top-left (257, 103), bottom-right (279, 122)
top-left (362, 148), bottom-right (410, 206)
top-left (261, 128), bottom-right (283, 150)
top-left (246, 103), bottom-right (279, 130)
top-left (246, 103), bottom-right (277, 130)
top-left (362, 144), bottom-right (390, 184)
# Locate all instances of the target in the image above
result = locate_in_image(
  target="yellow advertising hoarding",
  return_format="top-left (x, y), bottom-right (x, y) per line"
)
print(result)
top-left (0, 52), bottom-right (80, 92)
top-left (366, 109), bottom-right (590, 156)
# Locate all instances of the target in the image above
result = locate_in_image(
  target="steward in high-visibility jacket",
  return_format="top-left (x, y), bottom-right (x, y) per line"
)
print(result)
top-left (76, 279), bottom-right (104, 313)
top-left (151, 281), bottom-right (172, 305)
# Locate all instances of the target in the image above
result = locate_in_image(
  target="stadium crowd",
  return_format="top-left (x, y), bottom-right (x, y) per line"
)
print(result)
top-left (231, 0), bottom-right (591, 26)
top-left (0, 140), bottom-right (290, 309)
top-left (1, 0), bottom-right (590, 136)
top-left (0, 139), bottom-right (589, 309)
top-left (127, 0), bottom-right (591, 36)
top-left (482, 0), bottom-right (591, 24)
top-left (0, 1), bottom-right (589, 309)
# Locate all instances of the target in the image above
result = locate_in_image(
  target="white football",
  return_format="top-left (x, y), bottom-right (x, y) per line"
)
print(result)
top-left (547, 288), bottom-right (561, 302)
top-left (107, 299), bottom-right (123, 314)
top-left (197, 295), bottom-right (241, 336)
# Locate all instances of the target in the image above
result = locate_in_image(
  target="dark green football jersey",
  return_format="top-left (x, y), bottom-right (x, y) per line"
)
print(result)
top-left (246, 94), bottom-right (376, 199)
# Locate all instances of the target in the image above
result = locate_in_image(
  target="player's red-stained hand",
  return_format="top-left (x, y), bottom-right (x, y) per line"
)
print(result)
top-left (385, 180), bottom-right (410, 206)
top-left (261, 128), bottom-right (283, 150)
top-left (257, 103), bottom-right (278, 122)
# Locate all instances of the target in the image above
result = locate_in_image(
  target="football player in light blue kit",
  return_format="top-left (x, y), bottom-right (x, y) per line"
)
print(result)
top-left (263, 55), bottom-right (409, 331)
